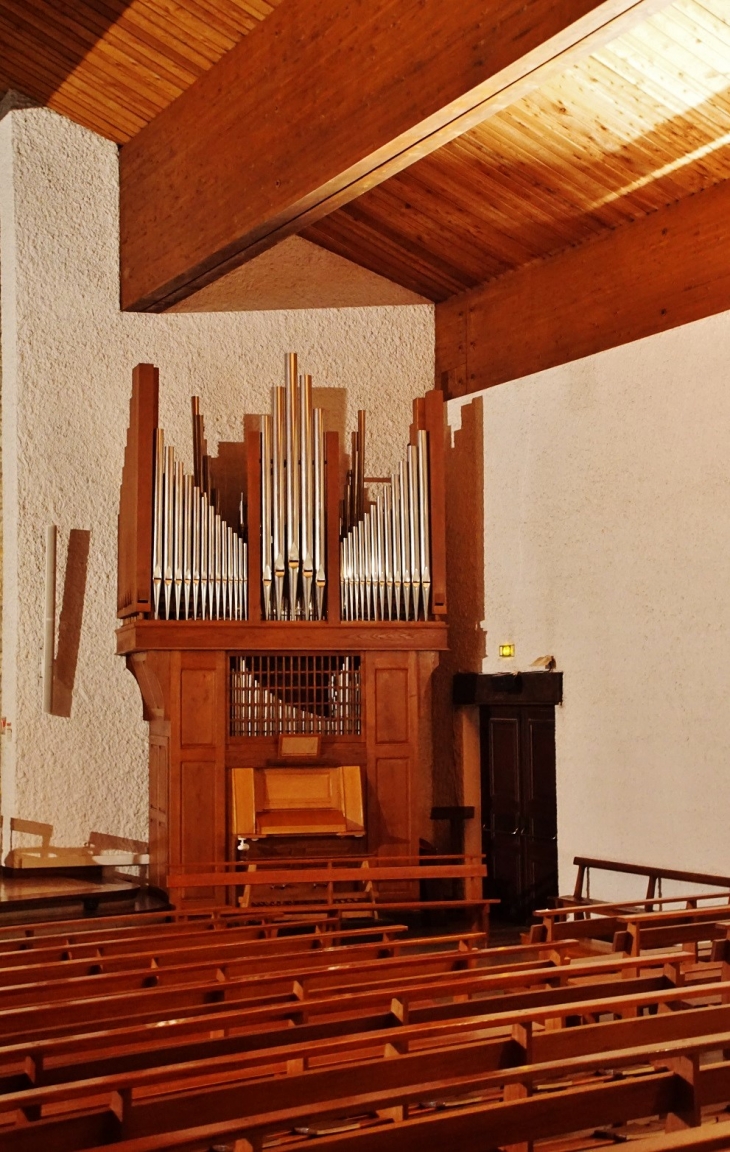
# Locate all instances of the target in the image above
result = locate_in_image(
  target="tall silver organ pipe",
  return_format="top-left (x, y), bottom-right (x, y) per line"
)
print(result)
top-left (151, 429), bottom-right (248, 621)
top-left (272, 386), bottom-right (286, 620)
top-left (261, 415), bottom-right (273, 619)
top-left (339, 430), bottom-right (432, 622)
top-left (149, 354), bottom-right (432, 625)
top-left (313, 407), bottom-right (326, 621)
top-left (261, 357), bottom-right (328, 620)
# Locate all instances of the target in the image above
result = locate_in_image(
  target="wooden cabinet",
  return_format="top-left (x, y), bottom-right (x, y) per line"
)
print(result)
top-left (124, 626), bottom-right (445, 904)
top-left (480, 703), bottom-right (558, 921)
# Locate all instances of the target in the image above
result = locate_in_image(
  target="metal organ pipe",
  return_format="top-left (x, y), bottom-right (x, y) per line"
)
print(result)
top-left (259, 357), bottom-right (328, 620)
top-left (337, 428), bottom-right (433, 622)
top-left (147, 353), bottom-right (432, 627)
top-left (150, 402), bottom-right (248, 620)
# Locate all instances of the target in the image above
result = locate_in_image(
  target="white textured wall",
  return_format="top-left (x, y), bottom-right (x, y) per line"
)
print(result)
top-left (0, 107), bottom-right (433, 852)
top-left (449, 312), bottom-right (730, 899)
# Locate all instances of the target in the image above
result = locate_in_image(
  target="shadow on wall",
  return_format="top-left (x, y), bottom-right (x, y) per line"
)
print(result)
top-left (5, 817), bottom-right (149, 866)
top-left (432, 396), bottom-right (486, 831)
top-left (52, 528), bottom-right (90, 718)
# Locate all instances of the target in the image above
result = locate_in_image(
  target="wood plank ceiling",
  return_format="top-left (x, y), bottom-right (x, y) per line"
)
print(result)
top-left (305, 0), bottom-right (730, 300)
top-left (1, 0), bottom-right (730, 305)
top-left (0, 0), bottom-right (281, 142)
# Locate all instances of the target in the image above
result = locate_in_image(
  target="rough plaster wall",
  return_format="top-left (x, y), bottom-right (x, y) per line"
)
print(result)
top-left (168, 236), bottom-right (428, 311)
top-left (448, 311), bottom-right (730, 900)
top-left (0, 107), bottom-right (433, 852)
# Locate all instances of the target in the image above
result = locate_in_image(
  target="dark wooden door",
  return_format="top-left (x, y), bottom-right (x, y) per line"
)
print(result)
top-left (480, 704), bottom-right (557, 920)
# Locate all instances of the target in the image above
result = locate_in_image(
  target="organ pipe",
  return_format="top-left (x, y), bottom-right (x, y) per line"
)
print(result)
top-left (151, 415), bottom-right (248, 621)
top-left (338, 432), bottom-right (433, 622)
top-left (147, 353), bottom-right (433, 625)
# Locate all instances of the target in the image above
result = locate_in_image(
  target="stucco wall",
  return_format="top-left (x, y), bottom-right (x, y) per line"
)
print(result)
top-left (0, 106), bottom-right (433, 853)
top-left (449, 312), bottom-right (730, 899)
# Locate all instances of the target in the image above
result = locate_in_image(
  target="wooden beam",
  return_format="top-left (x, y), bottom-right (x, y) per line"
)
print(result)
top-left (120, 0), bottom-right (670, 312)
top-left (436, 178), bottom-right (730, 401)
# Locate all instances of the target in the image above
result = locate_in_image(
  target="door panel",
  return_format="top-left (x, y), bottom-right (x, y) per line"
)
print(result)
top-left (481, 704), bottom-right (557, 920)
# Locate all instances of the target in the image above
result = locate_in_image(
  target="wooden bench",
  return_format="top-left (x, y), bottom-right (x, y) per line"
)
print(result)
top-left (0, 949), bottom-right (718, 1147)
top-left (0, 947), bottom-right (697, 1049)
top-left (7, 972), bottom-right (730, 1152)
top-left (3, 901), bottom-right (730, 1152)
top-left (531, 898), bottom-right (730, 957)
top-left (566, 856), bottom-right (730, 907)
top-left (166, 854), bottom-right (495, 933)
top-left (534, 890), bottom-right (730, 933)
top-left (56, 1028), bottom-right (730, 1152)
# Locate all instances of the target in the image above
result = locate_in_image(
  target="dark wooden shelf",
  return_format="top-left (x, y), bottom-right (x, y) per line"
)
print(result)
top-left (453, 671), bottom-right (563, 706)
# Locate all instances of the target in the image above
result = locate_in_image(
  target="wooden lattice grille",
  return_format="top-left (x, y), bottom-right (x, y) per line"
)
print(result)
top-left (230, 654), bottom-right (361, 737)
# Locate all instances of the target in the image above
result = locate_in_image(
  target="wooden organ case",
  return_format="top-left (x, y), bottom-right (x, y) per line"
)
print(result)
top-left (116, 359), bottom-right (448, 905)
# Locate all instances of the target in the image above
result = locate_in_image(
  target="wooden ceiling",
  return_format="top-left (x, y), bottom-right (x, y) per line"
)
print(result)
top-left (305, 0), bottom-right (730, 301)
top-left (2, 0), bottom-right (730, 305)
top-left (0, 0), bottom-right (281, 142)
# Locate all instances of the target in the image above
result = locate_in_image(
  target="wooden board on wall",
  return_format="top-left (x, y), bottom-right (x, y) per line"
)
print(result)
top-left (436, 177), bottom-right (730, 399)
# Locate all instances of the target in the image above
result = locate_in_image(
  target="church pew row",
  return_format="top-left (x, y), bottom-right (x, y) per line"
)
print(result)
top-left (0, 948), bottom-right (698, 1045)
top-left (0, 953), bottom-right (718, 1142)
top-left (0, 904), bottom-right (342, 944)
top-left (0, 912), bottom-right (723, 1152)
top-left (168, 856), bottom-right (495, 933)
top-left (7, 1000), bottom-right (730, 1151)
top-left (565, 856), bottom-right (730, 905)
top-left (0, 954), bottom-right (707, 1111)
top-left (0, 921), bottom-right (420, 971)
top-left (0, 951), bottom-right (717, 1096)
top-left (531, 900), bottom-right (730, 956)
top-left (0, 937), bottom-right (499, 1005)
top-left (0, 908), bottom-right (391, 955)
top-left (531, 891), bottom-right (730, 941)
top-left (0, 925), bottom-right (492, 982)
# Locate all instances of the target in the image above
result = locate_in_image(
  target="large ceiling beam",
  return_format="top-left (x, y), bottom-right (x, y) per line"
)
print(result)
top-left (120, 0), bottom-right (669, 312)
top-left (435, 178), bottom-right (730, 400)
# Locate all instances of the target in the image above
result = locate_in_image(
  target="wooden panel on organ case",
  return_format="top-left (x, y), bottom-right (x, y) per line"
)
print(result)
top-left (370, 663), bottom-right (415, 888)
top-left (180, 762), bottom-right (218, 900)
top-left (180, 669), bottom-right (216, 746)
top-left (148, 738), bottom-right (168, 890)
top-left (375, 667), bottom-right (409, 744)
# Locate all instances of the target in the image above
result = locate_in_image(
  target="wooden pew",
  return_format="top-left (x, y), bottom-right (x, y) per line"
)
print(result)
top-left (566, 856), bottom-right (730, 907)
top-left (0, 939), bottom-right (591, 1090)
top-left (167, 855), bottom-right (495, 933)
top-left (531, 899), bottom-right (730, 957)
top-left (0, 950), bottom-right (716, 1149)
top-left (532, 891), bottom-right (730, 943)
top-left (0, 921), bottom-right (436, 976)
top-left (0, 921), bottom-right (415, 972)
top-left (0, 950), bottom-right (721, 1140)
top-left (0, 935), bottom-right (493, 1002)
top-left (9, 998), bottom-right (730, 1152)
top-left (0, 947), bottom-right (694, 1047)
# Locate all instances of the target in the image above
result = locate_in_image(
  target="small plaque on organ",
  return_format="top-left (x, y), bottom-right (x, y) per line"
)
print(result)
top-left (278, 734), bottom-right (322, 759)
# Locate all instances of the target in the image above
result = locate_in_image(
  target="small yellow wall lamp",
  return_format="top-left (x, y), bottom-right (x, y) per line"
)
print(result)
top-left (498, 643), bottom-right (515, 658)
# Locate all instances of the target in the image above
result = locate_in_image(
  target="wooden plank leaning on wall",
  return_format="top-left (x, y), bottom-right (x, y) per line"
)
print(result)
top-left (436, 176), bottom-right (730, 400)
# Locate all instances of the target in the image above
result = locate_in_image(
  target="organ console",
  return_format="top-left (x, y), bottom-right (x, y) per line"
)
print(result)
top-left (117, 357), bottom-right (448, 903)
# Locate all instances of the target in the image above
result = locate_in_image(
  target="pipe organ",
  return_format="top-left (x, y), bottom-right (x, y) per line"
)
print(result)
top-left (117, 358), bottom-right (448, 903)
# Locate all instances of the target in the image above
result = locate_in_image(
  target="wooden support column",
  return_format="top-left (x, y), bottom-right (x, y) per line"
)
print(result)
top-left (120, 0), bottom-right (671, 311)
